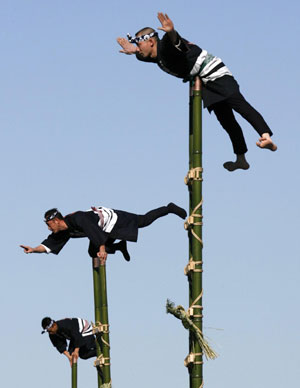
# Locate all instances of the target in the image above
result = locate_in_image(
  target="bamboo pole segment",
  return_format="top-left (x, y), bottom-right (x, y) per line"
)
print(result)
top-left (92, 258), bottom-right (111, 387)
top-left (98, 263), bottom-right (111, 384)
top-left (187, 76), bottom-right (203, 388)
top-left (71, 357), bottom-right (78, 388)
top-left (188, 77), bottom-right (194, 361)
top-left (92, 257), bottom-right (104, 388)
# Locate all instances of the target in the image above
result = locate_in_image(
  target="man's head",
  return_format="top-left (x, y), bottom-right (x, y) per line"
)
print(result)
top-left (41, 317), bottom-right (58, 334)
top-left (129, 27), bottom-right (158, 58)
top-left (44, 208), bottom-right (68, 233)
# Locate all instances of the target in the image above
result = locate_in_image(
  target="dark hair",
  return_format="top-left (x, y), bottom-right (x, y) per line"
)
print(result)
top-left (44, 208), bottom-right (64, 221)
top-left (135, 27), bottom-right (157, 39)
top-left (41, 317), bottom-right (53, 329)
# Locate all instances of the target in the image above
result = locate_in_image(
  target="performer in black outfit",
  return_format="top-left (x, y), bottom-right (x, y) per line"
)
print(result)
top-left (117, 12), bottom-right (277, 172)
top-left (41, 317), bottom-right (96, 366)
top-left (20, 202), bottom-right (186, 263)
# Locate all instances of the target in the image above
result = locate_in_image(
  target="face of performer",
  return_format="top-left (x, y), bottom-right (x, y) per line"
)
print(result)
top-left (136, 37), bottom-right (157, 58)
top-left (47, 322), bottom-right (58, 334)
top-left (46, 218), bottom-right (68, 233)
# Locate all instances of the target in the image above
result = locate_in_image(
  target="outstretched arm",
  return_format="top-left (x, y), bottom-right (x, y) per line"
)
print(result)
top-left (157, 12), bottom-right (177, 44)
top-left (116, 37), bottom-right (139, 55)
top-left (20, 244), bottom-right (47, 254)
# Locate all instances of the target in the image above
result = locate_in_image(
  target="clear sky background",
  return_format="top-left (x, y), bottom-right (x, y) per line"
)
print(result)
top-left (1, 1), bottom-right (299, 387)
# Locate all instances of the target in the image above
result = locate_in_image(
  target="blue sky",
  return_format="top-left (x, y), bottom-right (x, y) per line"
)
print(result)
top-left (1, 1), bottom-right (299, 387)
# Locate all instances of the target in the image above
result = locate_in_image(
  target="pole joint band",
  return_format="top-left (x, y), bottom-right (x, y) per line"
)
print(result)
top-left (184, 258), bottom-right (203, 275)
top-left (94, 354), bottom-right (110, 368)
top-left (92, 321), bottom-right (110, 334)
top-left (93, 257), bottom-right (100, 268)
top-left (184, 215), bottom-right (203, 230)
top-left (184, 352), bottom-right (203, 367)
top-left (188, 306), bottom-right (203, 318)
top-left (184, 167), bottom-right (203, 185)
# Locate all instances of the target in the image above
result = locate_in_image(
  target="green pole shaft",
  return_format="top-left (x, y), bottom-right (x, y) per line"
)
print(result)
top-left (189, 76), bottom-right (203, 388)
top-left (98, 264), bottom-right (111, 383)
top-left (188, 81), bottom-right (194, 365)
top-left (92, 258), bottom-right (104, 388)
top-left (71, 359), bottom-right (77, 388)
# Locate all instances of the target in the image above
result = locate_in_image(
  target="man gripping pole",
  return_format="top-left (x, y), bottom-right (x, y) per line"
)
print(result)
top-left (20, 202), bottom-right (187, 264)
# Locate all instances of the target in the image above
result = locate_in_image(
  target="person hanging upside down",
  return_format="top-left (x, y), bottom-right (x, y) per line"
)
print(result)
top-left (20, 203), bottom-right (186, 264)
top-left (117, 12), bottom-right (277, 172)
top-left (41, 317), bottom-right (97, 366)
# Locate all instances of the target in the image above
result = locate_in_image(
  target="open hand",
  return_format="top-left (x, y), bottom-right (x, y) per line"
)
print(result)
top-left (117, 37), bottom-right (138, 55)
top-left (157, 12), bottom-right (174, 33)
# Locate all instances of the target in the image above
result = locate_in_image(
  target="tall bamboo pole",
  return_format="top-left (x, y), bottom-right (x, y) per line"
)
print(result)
top-left (92, 258), bottom-right (111, 387)
top-left (92, 258), bottom-right (104, 388)
top-left (71, 357), bottom-right (77, 388)
top-left (98, 263), bottom-right (111, 383)
top-left (188, 78), bottom-right (194, 377)
top-left (188, 76), bottom-right (203, 388)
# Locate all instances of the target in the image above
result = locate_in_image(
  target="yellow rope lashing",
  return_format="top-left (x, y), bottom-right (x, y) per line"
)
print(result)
top-left (92, 321), bottom-right (110, 334)
top-left (188, 291), bottom-right (203, 319)
top-left (184, 167), bottom-right (203, 185)
top-left (184, 258), bottom-right (203, 275)
top-left (92, 321), bottom-right (110, 348)
top-left (184, 199), bottom-right (203, 246)
top-left (184, 352), bottom-right (204, 367)
top-left (94, 354), bottom-right (110, 368)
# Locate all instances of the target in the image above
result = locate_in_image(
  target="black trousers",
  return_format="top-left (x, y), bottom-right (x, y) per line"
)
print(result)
top-left (137, 206), bottom-right (169, 228)
top-left (211, 92), bottom-right (272, 154)
top-left (88, 238), bottom-right (118, 258)
top-left (88, 206), bottom-right (170, 257)
top-left (69, 336), bottom-right (97, 360)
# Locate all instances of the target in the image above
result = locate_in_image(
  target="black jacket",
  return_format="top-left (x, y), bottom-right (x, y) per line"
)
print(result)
top-left (136, 32), bottom-right (240, 108)
top-left (49, 318), bottom-right (93, 354)
top-left (41, 209), bottom-right (138, 254)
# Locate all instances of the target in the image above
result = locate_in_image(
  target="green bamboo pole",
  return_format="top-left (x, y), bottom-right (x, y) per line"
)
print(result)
top-left (92, 258), bottom-right (111, 387)
top-left (92, 258), bottom-right (104, 388)
top-left (98, 263), bottom-right (111, 384)
top-left (188, 80), bottom-right (194, 369)
top-left (71, 357), bottom-right (77, 388)
top-left (189, 76), bottom-right (203, 388)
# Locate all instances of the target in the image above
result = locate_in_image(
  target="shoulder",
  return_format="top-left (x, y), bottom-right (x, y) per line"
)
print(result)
top-left (65, 211), bottom-right (84, 220)
top-left (65, 211), bottom-right (91, 224)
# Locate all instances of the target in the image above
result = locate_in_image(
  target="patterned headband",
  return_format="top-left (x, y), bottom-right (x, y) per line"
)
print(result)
top-left (127, 31), bottom-right (158, 44)
top-left (41, 319), bottom-right (54, 334)
top-left (44, 210), bottom-right (58, 222)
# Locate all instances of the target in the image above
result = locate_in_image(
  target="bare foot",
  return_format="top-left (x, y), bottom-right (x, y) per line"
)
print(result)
top-left (256, 133), bottom-right (277, 151)
top-left (223, 154), bottom-right (250, 172)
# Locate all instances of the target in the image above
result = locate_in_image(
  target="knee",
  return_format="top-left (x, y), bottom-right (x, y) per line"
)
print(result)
top-left (88, 244), bottom-right (97, 258)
